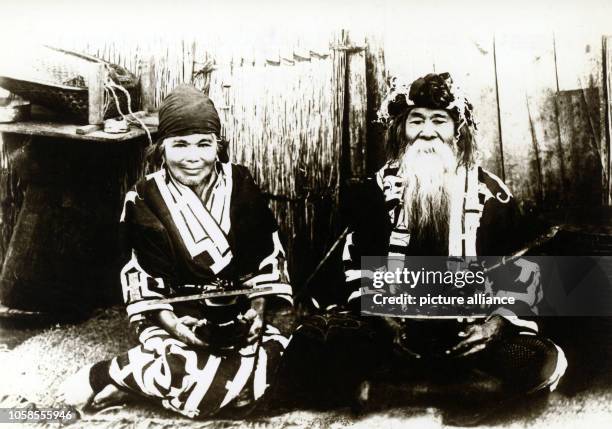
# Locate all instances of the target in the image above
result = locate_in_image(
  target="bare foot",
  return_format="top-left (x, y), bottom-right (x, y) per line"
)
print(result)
top-left (91, 384), bottom-right (130, 409)
top-left (57, 364), bottom-right (95, 410)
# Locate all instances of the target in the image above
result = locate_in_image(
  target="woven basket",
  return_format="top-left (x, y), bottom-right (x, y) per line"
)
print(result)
top-left (0, 46), bottom-right (140, 123)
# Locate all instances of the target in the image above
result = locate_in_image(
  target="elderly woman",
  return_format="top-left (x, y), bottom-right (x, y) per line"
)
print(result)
top-left (59, 85), bottom-right (294, 418)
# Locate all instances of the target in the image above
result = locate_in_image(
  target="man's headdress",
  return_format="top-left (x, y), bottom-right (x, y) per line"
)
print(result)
top-left (377, 72), bottom-right (476, 133)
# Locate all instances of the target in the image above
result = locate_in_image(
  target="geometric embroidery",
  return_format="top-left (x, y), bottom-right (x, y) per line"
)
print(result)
top-left (151, 167), bottom-right (233, 274)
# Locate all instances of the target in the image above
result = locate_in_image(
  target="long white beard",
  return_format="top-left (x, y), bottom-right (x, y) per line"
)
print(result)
top-left (398, 140), bottom-right (458, 252)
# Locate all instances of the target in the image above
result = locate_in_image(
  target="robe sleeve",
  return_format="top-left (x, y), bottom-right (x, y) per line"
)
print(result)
top-left (119, 187), bottom-right (175, 324)
top-left (341, 178), bottom-right (392, 307)
top-left (479, 192), bottom-right (541, 333)
top-left (245, 229), bottom-right (293, 304)
top-left (232, 166), bottom-right (293, 304)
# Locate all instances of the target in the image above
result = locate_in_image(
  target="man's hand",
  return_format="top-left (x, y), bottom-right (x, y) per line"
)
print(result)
top-left (448, 316), bottom-right (506, 357)
top-left (157, 310), bottom-right (207, 347)
top-left (382, 175), bottom-right (405, 203)
top-left (383, 317), bottom-right (421, 359)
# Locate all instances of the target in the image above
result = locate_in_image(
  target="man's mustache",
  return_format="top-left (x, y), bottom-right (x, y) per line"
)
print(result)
top-left (407, 140), bottom-right (452, 157)
top-left (398, 138), bottom-right (458, 181)
top-left (411, 137), bottom-right (448, 147)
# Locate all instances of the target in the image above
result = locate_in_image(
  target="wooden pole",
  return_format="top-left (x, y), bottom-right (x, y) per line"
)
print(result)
top-left (603, 35), bottom-right (612, 205)
top-left (88, 63), bottom-right (107, 125)
top-left (492, 36), bottom-right (506, 182)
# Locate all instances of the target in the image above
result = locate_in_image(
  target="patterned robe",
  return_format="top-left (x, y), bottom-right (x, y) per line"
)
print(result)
top-left (108, 162), bottom-right (292, 418)
top-left (344, 161), bottom-right (542, 319)
top-left (340, 161), bottom-right (566, 391)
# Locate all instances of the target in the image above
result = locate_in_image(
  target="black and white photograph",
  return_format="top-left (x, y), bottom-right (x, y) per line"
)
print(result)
top-left (1, 0), bottom-right (612, 427)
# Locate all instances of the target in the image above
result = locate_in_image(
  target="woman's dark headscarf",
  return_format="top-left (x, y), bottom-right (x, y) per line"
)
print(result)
top-left (157, 85), bottom-right (221, 141)
top-left (147, 84), bottom-right (228, 167)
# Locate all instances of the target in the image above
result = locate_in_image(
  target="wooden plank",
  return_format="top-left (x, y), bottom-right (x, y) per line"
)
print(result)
top-left (75, 124), bottom-right (102, 135)
top-left (87, 63), bottom-right (107, 125)
top-left (0, 116), bottom-right (157, 142)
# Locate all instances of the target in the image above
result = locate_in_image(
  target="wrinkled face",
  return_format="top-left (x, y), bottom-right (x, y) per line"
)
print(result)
top-left (404, 107), bottom-right (456, 149)
top-left (163, 133), bottom-right (218, 187)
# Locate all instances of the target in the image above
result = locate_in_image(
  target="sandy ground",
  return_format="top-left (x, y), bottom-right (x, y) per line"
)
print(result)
top-left (1, 308), bottom-right (612, 428)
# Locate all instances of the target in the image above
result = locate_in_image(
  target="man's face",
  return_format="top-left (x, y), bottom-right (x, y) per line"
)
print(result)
top-left (400, 107), bottom-right (458, 178)
top-left (404, 107), bottom-right (456, 148)
top-left (163, 133), bottom-right (218, 187)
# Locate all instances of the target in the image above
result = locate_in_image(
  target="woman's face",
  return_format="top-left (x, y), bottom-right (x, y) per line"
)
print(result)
top-left (163, 133), bottom-right (218, 187)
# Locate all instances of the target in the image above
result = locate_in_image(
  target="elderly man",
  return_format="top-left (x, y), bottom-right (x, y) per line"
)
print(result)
top-left (334, 73), bottom-right (567, 423)
top-left (59, 85), bottom-right (294, 418)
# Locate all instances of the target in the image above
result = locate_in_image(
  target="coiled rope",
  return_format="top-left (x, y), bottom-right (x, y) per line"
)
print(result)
top-left (101, 66), bottom-right (153, 146)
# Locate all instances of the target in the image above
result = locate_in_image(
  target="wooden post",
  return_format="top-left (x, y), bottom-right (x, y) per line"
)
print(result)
top-left (365, 34), bottom-right (387, 175)
top-left (139, 55), bottom-right (156, 113)
top-left (88, 63), bottom-right (107, 125)
top-left (332, 30), bottom-right (367, 183)
top-left (347, 34), bottom-right (367, 180)
top-left (331, 30), bottom-right (347, 191)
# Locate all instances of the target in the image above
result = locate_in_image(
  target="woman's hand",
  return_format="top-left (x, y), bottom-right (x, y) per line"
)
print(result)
top-left (243, 308), bottom-right (263, 343)
top-left (157, 310), bottom-right (207, 347)
top-left (244, 297), bottom-right (265, 343)
top-left (246, 296), bottom-right (296, 342)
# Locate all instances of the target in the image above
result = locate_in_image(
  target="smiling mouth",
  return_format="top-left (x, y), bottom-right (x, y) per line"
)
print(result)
top-left (181, 168), bottom-right (204, 174)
